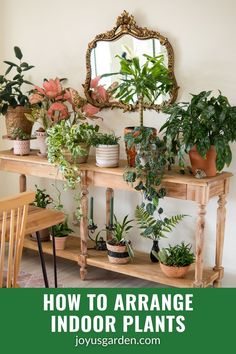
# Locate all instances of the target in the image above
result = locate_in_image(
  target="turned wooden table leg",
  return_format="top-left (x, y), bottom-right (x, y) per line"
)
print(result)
top-left (106, 188), bottom-right (114, 240)
top-left (80, 171), bottom-right (88, 280)
top-left (193, 203), bottom-right (206, 288)
top-left (19, 174), bottom-right (26, 192)
top-left (213, 194), bottom-right (227, 288)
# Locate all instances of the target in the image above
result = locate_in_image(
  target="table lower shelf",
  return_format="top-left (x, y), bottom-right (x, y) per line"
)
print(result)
top-left (23, 235), bottom-right (220, 288)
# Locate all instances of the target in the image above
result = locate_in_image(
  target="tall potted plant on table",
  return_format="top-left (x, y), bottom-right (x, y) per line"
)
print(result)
top-left (0, 46), bottom-right (34, 137)
top-left (160, 91), bottom-right (236, 177)
top-left (102, 53), bottom-right (173, 166)
top-left (135, 205), bottom-right (186, 262)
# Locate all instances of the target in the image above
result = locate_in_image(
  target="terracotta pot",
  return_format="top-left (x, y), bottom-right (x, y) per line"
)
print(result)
top-left (106, 242), bottom-right (130, 264)
top-left (96, 144), bottom-right (119, 167)
top-left (189, 145), bottom-right (217, 177)
top-left (54, 236), bottom-right (68, 250)
top-left (124, 127), bottom-right (157, 167)
top-left (13, 140), bottom-right (30, 155)
top-left (5, 106), bottom-right (33, 138)
top-left (160, 263), bottom-right (191, 278)
top-left (36, 130), bottom-right (47, 157)
top-left (62, 144), bottom-right (90, 164)
top-left (31, 228), bottom-right (50, 242)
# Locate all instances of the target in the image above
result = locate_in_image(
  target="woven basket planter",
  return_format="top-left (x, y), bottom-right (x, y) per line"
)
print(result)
top-left (106, 241), bottom-right (130, 264)
top-left (62, 144), bottom-right (90, 164)
top-left (96, 144), bottom-right (119, 168)
top-left (5, 106), bottom-right (33, 138)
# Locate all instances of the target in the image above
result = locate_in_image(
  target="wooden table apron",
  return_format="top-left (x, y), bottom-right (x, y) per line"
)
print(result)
top-left (0, 150), bottom-right (232, 288)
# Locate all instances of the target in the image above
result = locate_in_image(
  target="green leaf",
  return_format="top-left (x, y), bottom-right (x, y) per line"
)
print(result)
top-left (14, 46), bottom-right (23, 60)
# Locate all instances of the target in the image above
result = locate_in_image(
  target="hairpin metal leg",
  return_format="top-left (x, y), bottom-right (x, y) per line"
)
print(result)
top-left (35, 231), bottom-right (49, 288)
top-left (51, 230), bottom-right (58, 288)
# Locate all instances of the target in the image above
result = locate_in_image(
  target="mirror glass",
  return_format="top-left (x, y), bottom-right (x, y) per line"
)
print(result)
top-left (84, 11), bottom-right (178, 111)
top-left (90, 35), bottom-right (170, 105)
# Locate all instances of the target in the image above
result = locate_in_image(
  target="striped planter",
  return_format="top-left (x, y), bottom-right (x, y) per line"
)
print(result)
top-left (96, 144), bottom-right (119, 168)
top-left (106, 241), bottom-right (130, 264)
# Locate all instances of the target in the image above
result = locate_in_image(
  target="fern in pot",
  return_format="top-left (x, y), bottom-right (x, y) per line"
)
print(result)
top-left (154, 242), bottom-right (195, 278)
top-left (135, 205), bottom-right (186, 263)
top-left (92, 132), bottom-right (120, 167)
top-left (106, 215), bottom-right (134, 264)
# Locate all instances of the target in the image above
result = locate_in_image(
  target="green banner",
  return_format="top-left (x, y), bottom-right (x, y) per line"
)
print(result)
top-left (0, 288), bottom-right (234, 354)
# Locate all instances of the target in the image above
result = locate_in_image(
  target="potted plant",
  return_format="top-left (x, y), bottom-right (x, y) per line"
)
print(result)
top-left (0, 46), bottom-right (34, 137)
top-left (106, 215), bottom-right (134, 264)
top-left (102, 53), bottom-right (172, 166)
top-left (51, 220), bottom-right (74, 250)
top-left (92, 132), bottom-right (120, 167)
top-left (31, 185), bottom-right (53, 241)
top-left (160, 91), bottom-right (236, 176)
top-left (11, 128), bottom-right (31, 155)
top-left (135, 205), bottom-right (186, 262)
top-left (154, 242), bottom-right (195, 278)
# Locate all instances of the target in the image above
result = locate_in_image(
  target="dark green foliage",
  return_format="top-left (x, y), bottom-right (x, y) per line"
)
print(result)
top-left (156, 242), bottom-right (195, 267)
top-left (135, 205), bottom-right (186, 240)
top-left (123, 126), bottom-right (169, 214)
top-left (52, 220), bottom-right (74, 238)
top-left (32, 185), bottom-right (53, 209)
top-left (0, 46), bottom-right (34, 114)
top-left (160, 91), bottom-right (236, 171)
top-left (91, 132), bottom-right (120, 146)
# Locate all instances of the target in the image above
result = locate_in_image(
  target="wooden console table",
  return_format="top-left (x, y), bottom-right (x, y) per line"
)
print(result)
top-left (0, 150), bottom-right (232, 288)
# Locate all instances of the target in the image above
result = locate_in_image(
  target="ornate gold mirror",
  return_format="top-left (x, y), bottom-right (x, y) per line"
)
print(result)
top-left (84, 11), bottom-right (178, 112)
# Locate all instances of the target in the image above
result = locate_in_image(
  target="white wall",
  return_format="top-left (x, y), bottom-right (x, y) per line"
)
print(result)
top-left (0, 0), bottom-right (236, 286)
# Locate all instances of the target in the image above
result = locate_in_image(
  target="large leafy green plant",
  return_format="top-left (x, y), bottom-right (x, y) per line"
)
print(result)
top-left (102, 54), bottom-right (172, 126)
top-left (160, 91), bottom-right (236, 171)
top-left (135, 205), bottom-right (186, 240)
top-left (0, 46), bottom-right (34, 114)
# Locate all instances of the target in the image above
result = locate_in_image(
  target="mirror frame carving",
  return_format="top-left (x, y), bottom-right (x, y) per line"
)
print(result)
top-left (84, 10), bottom-right (179, 112)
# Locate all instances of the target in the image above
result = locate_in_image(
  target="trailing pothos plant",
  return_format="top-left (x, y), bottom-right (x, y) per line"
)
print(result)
top-left (123, 126), bottom-right (170, 215)
top-left (160, 90), bottom-right (236, 171)
top-left (47, 120), bottom-right (99, 222)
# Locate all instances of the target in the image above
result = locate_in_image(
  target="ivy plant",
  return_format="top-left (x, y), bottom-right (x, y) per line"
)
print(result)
top-left (160, 90), bottom-right (236, 171)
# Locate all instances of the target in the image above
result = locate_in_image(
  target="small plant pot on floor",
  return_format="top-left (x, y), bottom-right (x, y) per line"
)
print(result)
top-left (53, 236), bottom-right (68, 250)
top-left (106, 241), bottom-right (130, 264)
top-left (189, 145), bottom-right (217, 177)
top-left (13, 139), bottom-right (30, 155)
top-left (96, 144), bottom-right (119, 167)
top-left (160, 263), bottom-right (191, 278)
top-left (31, 228), bottom-right (50, 242)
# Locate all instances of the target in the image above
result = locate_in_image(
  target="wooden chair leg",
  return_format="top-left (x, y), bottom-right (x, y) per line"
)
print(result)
top-left (35, 231), bottom-right (49, 288)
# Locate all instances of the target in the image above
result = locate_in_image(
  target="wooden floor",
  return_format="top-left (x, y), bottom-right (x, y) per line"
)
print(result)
top-left (21, 248), bottom-right (167, 288)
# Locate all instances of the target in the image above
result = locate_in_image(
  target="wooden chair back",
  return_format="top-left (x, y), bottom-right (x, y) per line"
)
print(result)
top-left (0, 191), bottom-right (35, 288)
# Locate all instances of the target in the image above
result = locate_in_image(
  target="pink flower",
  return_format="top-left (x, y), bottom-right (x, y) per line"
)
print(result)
top-left (91, 85), bottom-right (108, 103)
top-left (47, 102), bottom-right (69, 121)
top-left (29, 93), bottom-right (44, 104)
top-left (82, 103), bottom-right (100, 117)
top-left (43, 78), bottom-right (62, 99)
top-left (90, 76), bottom-right (101, 89)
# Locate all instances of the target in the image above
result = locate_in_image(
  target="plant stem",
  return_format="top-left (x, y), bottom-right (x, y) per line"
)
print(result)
top-left (139, 95), bottom-right (144, 127)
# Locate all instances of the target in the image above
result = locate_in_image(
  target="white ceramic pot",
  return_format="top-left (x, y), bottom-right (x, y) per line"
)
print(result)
top-left (36, 130), bottom-right (47, 156)
top-left (96, 144), bottom-right (119, 167)
top-left (13, 140), bottom-right (30, 155)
